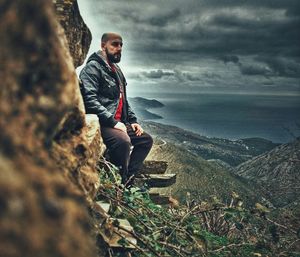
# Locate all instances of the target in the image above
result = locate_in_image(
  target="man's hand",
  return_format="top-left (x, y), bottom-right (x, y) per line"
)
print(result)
top-left (114, 122), bottom-right (127, 133)
top-left (131, 123), bottom-right (144, 136)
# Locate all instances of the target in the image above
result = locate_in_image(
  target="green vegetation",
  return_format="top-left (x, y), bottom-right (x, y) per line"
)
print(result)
top-left (95, 158), bottom-right (299, 257)
top-left (147, 141), bottom-right (258, 206)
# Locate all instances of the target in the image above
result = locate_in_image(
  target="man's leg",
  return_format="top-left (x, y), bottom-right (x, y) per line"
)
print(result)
top-left (126, 125), bottom-right (153, 176)
top-left (101, 126), bottom-right (132, 183)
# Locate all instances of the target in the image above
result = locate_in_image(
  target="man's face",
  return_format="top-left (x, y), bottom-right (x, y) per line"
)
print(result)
top-left (103, 38), bottom-right (123, 63)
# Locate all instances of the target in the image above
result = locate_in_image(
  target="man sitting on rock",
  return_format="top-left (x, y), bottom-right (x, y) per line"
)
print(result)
top-left (79, 32), bottom-right (153, 185)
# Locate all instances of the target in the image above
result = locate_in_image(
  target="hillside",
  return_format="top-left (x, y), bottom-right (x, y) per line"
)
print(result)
top-left (128, 97), bottom-right (164, 109)
top-left (143, 120), bottom-right (299, 208)
top-left (128, 97), bottom-right (164, 120)
top-left (233, 138), bottom-right (300, 207)
top-left (147, 138), bottom-right (259, 205)
top-left (143, 122), bottom-right (300, 255)
top-left (142, 121), bottom-right (278, 166)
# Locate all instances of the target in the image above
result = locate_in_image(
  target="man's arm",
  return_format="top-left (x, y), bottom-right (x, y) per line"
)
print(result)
top-left (126, 101), bottom-right (138, 124)
top-left (126, 100), bottom-right (144, 136)
top-left (79, 61), bottom-right (118, 128)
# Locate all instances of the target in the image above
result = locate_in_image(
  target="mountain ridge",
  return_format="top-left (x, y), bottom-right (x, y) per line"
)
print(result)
top-left (128, 97), bottom-right (164, 120)
top-left (142, 120), bottom-right (299, 209)
top-left (142, 120), bottom-right (279, 166)
top-left (233, 137), bottom-right (300, 207)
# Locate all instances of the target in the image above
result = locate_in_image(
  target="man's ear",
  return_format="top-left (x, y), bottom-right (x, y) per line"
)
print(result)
top-left (101, 42), bottom-right (106, 50)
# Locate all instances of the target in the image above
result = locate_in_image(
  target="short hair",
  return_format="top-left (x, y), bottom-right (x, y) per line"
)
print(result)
top-left (101, 33), bottom-right (122, 43)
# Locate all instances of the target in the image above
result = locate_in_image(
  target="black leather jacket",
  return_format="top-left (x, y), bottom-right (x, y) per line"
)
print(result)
top-left (79, 51), bottom-right (137, 127)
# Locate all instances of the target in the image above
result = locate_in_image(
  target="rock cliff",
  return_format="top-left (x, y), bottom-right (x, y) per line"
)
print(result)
top-left (0, 0), bottom-right (101, 256)
top-left (53, 0), bottom-right (92, 67)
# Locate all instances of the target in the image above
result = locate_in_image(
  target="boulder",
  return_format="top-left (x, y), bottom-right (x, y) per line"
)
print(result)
top-left (0, 153), bottom-right (96, 257)
top-left (50, 1), bottom-right (101, 201)
top-left (53, 0), bottom-right (92, 67)
top-left (51, 114), bottom-right (103, 200)
top-left (0, 0), bottom-right (100, 256)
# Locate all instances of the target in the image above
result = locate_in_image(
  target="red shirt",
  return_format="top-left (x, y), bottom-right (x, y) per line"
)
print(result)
top-left (114, 93), bottom-right (123, 121)
top-left (109, 63), bottom-right (123, 121)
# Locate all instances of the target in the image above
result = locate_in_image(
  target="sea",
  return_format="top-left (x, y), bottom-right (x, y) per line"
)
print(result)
top-left (129, 92), bottom-right (300, 143)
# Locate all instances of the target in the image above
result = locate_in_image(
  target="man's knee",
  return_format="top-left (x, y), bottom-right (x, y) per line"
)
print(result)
top-left (144, 132), bottom-right (153, 148)
top-left (108, 136), bottom-right (132, 165)
top-left (117, 139), bottom-right (132, 153)
top-left (142, 133), bottom-right (153, 149)
top-left (116, 133), bottom-right (131, 147)
top-left (104, 129), bottom-right (131, 150)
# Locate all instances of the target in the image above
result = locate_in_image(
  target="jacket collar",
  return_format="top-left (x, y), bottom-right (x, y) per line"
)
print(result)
top-left (86, 51), bottom-right (125, 85)
top-left (87, 51), bottom-right (122, 73)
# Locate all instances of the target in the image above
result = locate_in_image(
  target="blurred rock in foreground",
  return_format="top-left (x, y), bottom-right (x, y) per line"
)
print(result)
top-left (0, 0), bottom-right (100, 256)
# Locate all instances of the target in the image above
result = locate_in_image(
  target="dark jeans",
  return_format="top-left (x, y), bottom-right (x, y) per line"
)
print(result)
top-left (101, 124), bottom-right (153, 183)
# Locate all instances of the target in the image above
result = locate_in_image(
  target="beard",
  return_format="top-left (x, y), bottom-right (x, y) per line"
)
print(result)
top-left (106, 49), bottom-right (121, 63)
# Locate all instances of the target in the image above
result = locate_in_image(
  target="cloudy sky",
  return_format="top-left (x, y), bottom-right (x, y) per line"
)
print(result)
top-left (77, 0), bottom-right (300, 95)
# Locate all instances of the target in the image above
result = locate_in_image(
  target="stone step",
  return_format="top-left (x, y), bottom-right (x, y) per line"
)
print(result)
top-left (149, 192), bottom-right (171, 205)
top-left (93, 201), bottom-right (137, 249)
top-left (85, 114), bottom-right (104, 155)
top-left (113, 218), bottom-right (134, 232)
top-left (136, 174), bottom-right (176, 188)
top-left (99, 218), bottom-right (137, 249)
top-left (93, 201), bottom-right (111, 218)
top-left (139, 160), bottom-right (168, 174)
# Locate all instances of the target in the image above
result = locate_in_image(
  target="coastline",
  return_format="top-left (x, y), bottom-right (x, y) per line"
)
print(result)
top-left (128, 93), bottom-right (300, 143)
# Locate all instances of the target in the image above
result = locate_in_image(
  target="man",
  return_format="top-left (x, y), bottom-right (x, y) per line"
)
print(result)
top-left (79, 32), bottom-right (153, 185)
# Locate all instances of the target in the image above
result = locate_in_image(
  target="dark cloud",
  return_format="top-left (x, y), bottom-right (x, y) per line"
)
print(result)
top-left (286, 7), bottom-right (300, 17)
top-left (142, 69), bottom-right (173, 79)
top-left (193, 0), bottom-right (300, 10)
top-left (256, 57), bottom-right (300, 78)
top-left (203, 72), bottom-right (222, 79)
top-left (129, 69), bottom-right (203, 83)
top-left (82, 0), bottom-right (300, 60)
top-left (220, 55), bottom-right (240, 64)
top-left (124, 8), bottom-right (300, 71)
top-left (78, 0), bottom-right (300, 92)
top-left (221, 55), bottom-right (300, 78)
top-left (263, 80), bottom-right (275, 86)
top-left (230, 56), bottom-right (300, 78)
top-left (149, 9), bottom-right (181, 26)
top-left (117, 7), bottom-right (181, 27)
top-left (174, 70), bottom-right (202, 82)
top-left (239, 64), bottom-right (270, 76)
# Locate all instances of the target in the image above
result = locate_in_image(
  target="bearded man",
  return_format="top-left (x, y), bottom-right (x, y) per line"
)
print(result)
top-left (79, 32), bottom-right (153, 185)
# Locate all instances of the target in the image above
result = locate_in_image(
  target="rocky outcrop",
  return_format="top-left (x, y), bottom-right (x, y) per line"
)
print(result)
top-left (51, 113), bottom-right (103, 200)
top-left (0, 151), bottom-right (95, 257)
top-left (233, 138), bottom-right (300, 207)
top-left (54, 0), bottom-right (92, 67)
top-left (45, 0), bottom-right (101, 201)
top-left (0, 0), bottom-right (100, 256)
top-left (53, 0), bottom-right (92, 67)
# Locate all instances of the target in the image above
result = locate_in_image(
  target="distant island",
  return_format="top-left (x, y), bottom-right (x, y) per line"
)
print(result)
top-left (128, 97), bottom-right (164, 120)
